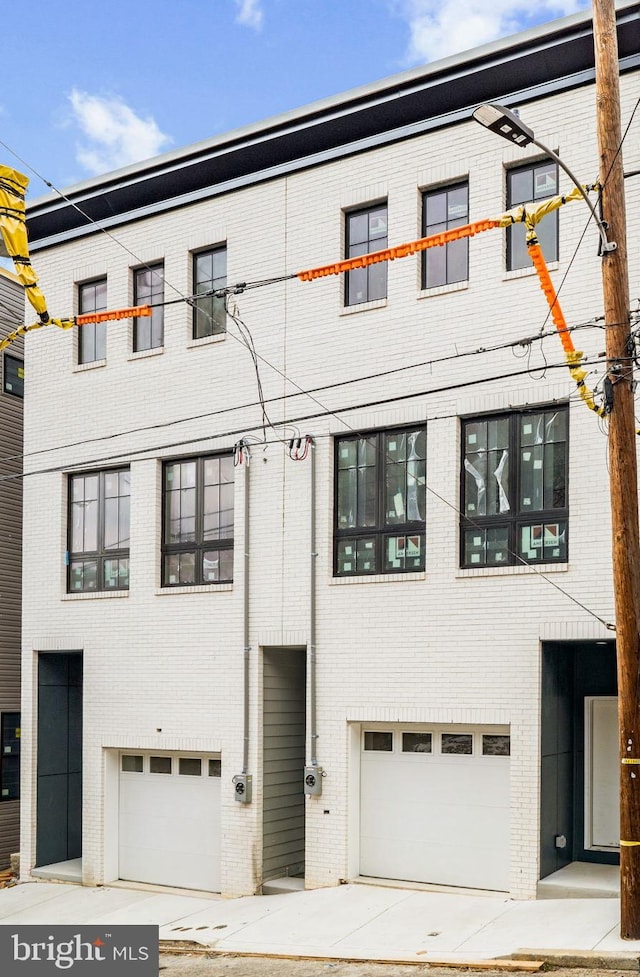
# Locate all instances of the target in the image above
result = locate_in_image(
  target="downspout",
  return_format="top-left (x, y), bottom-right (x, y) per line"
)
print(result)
top-left (242, 450), bottom-right (250, 776)
top-left (308, 437), bottom-right (318, 767)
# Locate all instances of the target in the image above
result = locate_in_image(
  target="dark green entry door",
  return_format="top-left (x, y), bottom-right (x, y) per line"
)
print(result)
top-left (36, 653), bottom-right (83, 866)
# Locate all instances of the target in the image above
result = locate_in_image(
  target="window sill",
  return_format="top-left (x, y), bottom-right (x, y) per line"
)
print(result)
top-left (73, 358), bottom-right (107, 373)
top-left (187, 332), bottom-right (227, 349)
top-left (330, 571), bottom-right (426, 585)
top-left (418, 280), bottom-right (468, 299)
top-left (63, 590), bottom-right (129, 600)
top-left (457, 561), bottom-right (568, 578)
top-left (156, 583), bottom-right (233, 595)
top-left (128, 346), bottom-right (164, 361)
top-left (503, 260), bottom-right (559, 282)
top-left (340, 298), bottom-right (387, 316)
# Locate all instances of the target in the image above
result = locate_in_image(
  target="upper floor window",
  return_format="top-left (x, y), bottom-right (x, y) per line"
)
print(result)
top-left (0, 712), bottom-right (20, 801)
top-left (134, 264), bottom-right (164, 351)
top-left (461, 406), bottom-right (568, 567)
top-left (335, 427), bottom-right (426, 576)
top-left (162, 454), bottom-right (234, 586)
top-left (78, 278), bottom-right (107, 364)
top-left (507, 160), bottom-right (558, 270)
top-left (68, 468), bottom-right (130, 592)
top-left (193, 247), bottom-right (227, 339)
top-left (3, 353), bottom-right (23, 397)
top-left (422, 182), bottom-right (468, 288)
top-left (345, 204), bottom-right (388, 306)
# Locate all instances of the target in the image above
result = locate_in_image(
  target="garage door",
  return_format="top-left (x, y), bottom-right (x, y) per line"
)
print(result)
top-left (360, 725), bottom-right (510, 891)
top-left (119, 752), bottom-right (221, 892)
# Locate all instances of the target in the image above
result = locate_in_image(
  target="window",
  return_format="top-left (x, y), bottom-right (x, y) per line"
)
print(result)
top-left (364, 731), bottom-right (393, 752)
top-left (507, 160), bottom-right (558, 270)
top-left (0, 712), bottom-right (20, 800)
top-left (461, 407), bottom-right (568, 567)
top-left (162, 454), bottom-right (234, 586)
top-left (402, 732), bottom-right (432, 753)
top-left (122, 755), bottom-right (143, 772)
top-left (422, 182), bottom-right (468, 288)
top-left (193, 247), bottom-right (227, 339)
top-left (345, 204), bottom-right (388, 306)
top-left (441, 733), bottom-right (473, 755)
top-left (134, 264), bottom-right (164, 351)
top-left (3, 353), bottom-right (23, 397)
top-left (68, 468), bottom-right (131, 592)
top-left (335, 427), bottom-right (425, 576)
top-left (150, 756), bottom-right (172, 774)
top-left (78, 278), bottom-right (107, 364)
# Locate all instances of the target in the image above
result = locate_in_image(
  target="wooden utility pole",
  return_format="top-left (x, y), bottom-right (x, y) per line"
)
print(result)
top-left (593, 0), bottom-right (640, 940)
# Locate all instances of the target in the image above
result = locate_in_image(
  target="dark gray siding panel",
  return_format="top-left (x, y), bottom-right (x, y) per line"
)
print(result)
top-left (0, 271), bottom-right (23, 869)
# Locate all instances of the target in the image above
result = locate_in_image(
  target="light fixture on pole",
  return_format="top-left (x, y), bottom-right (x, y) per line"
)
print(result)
top-left (472, 102), bottom-right (616, 254)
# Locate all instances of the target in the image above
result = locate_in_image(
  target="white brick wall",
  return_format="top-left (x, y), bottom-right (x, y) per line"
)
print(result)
top-left (20, 72), bottom-right (640, 899)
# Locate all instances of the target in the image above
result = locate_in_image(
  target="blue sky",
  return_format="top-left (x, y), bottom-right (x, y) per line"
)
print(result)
top-left (0, 0), bottom-right (591, 196)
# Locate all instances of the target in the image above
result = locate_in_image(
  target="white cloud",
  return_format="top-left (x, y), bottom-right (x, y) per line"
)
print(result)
top-left (392, 1), bottom-right (588, 64)
top-left (234, 0), bottom-right (264, 31)
top-left (68, 89), bottom-right (172, 176)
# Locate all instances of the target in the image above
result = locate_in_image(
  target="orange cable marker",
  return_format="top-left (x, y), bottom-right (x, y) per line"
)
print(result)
top-left (76, 304), bottom-right (152, 326)
top-left (296, 220), bottom-right (501, 282)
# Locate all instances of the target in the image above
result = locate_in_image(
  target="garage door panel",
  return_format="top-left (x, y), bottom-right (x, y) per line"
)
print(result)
top-left (119, 753), bottom-right (221, 892)
top-left (360, 725), bottom-right (509, 891)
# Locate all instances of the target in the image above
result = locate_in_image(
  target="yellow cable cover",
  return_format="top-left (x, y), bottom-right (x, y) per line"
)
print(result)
top-left (0, 165), bottom-right (49, 320)
top-left (497, 186), bottom-right (585, 242)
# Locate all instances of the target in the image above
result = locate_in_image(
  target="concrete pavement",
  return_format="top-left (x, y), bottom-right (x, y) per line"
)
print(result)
top-left (1, 876), bottom-right (640, 966)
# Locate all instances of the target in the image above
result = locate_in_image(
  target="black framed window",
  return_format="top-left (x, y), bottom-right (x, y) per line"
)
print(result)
top-left (422, 182), bottom-right (469, 288)
top-left (68, 468), bottom-right (130, 591)
top-left (345, 204), bottom-right (388, 306)
top-left (78, 278), bottom-right (107, 364)
top-left (3, 353), bottom-right (23, 397)
top-left (162, 454), bottom-right (234, 586)
top-left (192, 247), bottom-right (227, 339)
top-left (335, 427), bottom-right (426, 576)
top-left (507, 160), bottom-right (558, 270)
top-left (0, 712), bottom-right (20, 801)
top-left (134, 263), bottom-right (164, 351)
top-left (461, 406), bottom-right (568, 567)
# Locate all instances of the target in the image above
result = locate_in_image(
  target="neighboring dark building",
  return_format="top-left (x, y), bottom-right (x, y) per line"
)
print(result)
top-left (0, 268), bottom-right (23, 869)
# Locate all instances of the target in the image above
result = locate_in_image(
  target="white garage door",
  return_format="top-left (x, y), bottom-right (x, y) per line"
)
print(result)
top-left (119, 752), bottom-right (221, 892)
top-left (360, 725), bottom-right (510, 891)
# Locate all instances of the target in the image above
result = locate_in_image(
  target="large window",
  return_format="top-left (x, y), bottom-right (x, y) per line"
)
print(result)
top-left (68, 469), bottom-right (130, 591)
top-left (192, 247), bottom-right (227, 339)
top-left (345, 204), bottom-right (388, 306)
top-left (134, 263), bottom-right (164, 351)
top-left (461, 407), bottom-right (568, 567)
top-left (335, 427), bottom-right (426, 576)
top-left (507, 160), bottom-right (558, 270)
top-left (78, 278), bottom-right (107, 364)
top-left (0, 712), bottom-right (20, 801)
top-left (162, 455), bottom-right (234, 586)
top-left (3, 353), bottom-right (23, 397)
top-left (422, 182), bottom-right (469, 288)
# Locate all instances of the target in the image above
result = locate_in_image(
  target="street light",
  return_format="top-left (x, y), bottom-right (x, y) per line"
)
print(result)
top-left (472, 102), bottom-right (616, 254)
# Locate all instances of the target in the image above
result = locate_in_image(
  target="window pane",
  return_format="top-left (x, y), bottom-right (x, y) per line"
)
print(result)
top-left (209, 758), bottom-right (222, 777)
top-left (122, 755), bottom-right (143, 772)
top-left (150, 755), bottom-right (172, 774)
top-left (1, 754), bottom-right (19, 799)
top-left (482, 734), bottom-right (510, 756)
top-left (441, 733), bottom-right (473, 755)
top-left (402, 732), bottom-right (432, 753)
top-left (3, 355), bottom-right (24, 397)
top-left (179, 757), bottom-right (202, 776)
top-left (519, 520), bottom-right (567, 562)
top-left (385, 534), bottom-right (424, 571)
top-left (364, 731), bottom-right (392, 752)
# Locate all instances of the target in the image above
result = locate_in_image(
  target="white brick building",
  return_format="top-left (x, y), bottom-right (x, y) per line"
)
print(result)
top-left (19, 4), bottom-right (640, 899)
